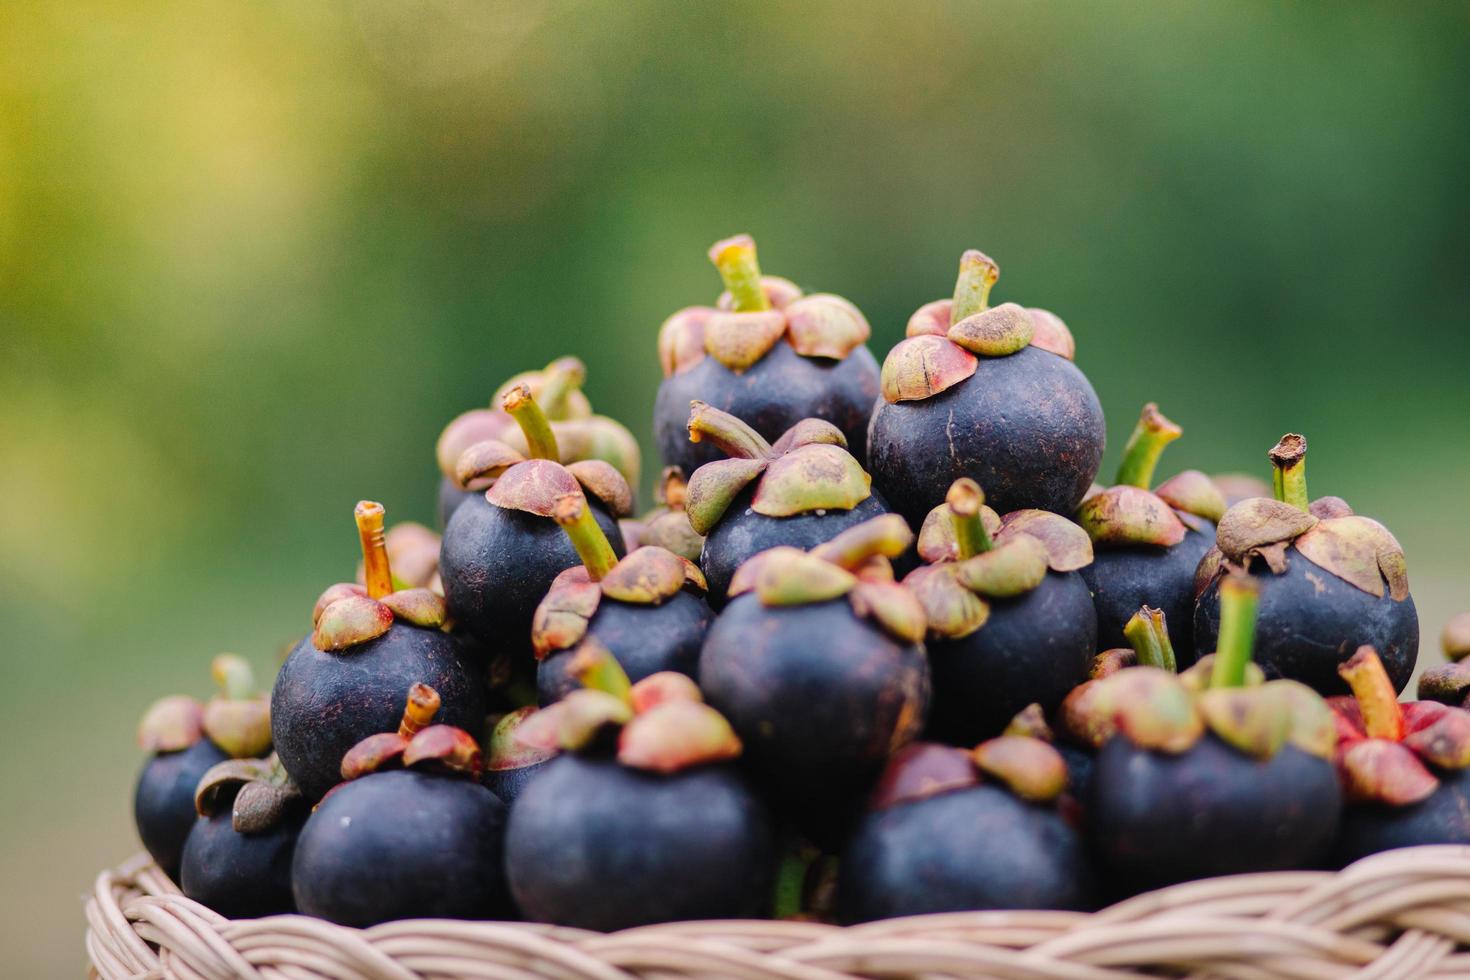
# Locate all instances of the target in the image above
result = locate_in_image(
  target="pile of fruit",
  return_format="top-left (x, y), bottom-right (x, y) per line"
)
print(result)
top-left (132, 237), bottom-right (1470, 929)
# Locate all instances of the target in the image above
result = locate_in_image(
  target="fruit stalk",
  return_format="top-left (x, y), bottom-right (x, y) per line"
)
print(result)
top-left (537, 356), bottom-right (587, 421)
top-left (211, 654), bottom-right (256, 700)
top-left (1123, 606), bottom-right (1177, 673)
top-left (686, 401), bottom-right (773, 459)
top-left (1210, 575), bottom-right (1260, 689)
top-left (1269, 434), bottom-right (1309, 511)
top-left (355, 500), bottom-right (394, 600)
top-left (950, 249), bottom-right (1000, 322)
top-left (503, 384), bottom-right (560, 461)
top-left (1339, 646), bottom-right (1405, 741)
top-left (946, 478), bottom-right (993, 558)
top-left (398, 683), bottom-right (442, 738)
top-left (810, 515), bottom-right (914, 570)
top-left (1115, 403), bottom-right (1183, 489)
top-left (709, 235), bottom-right (771, 312)
top-left (553, 494), bottom-right (619, 581)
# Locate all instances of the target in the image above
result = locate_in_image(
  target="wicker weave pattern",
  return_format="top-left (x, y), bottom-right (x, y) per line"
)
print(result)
top-left (86, 846), bottom-right (1470, 979)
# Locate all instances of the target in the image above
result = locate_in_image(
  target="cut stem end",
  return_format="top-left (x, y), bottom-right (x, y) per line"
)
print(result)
top-left (951, 250), bottom-right (1000, 322)
top-left (503, 384), bottom-right (560, 461)
top-left (1115, 403), bottom-right (1183, 490)
top-left (1340, 646), bottom-right (1405, 741)
top-left (946, 478), bottom-right (993, 559)
top-left (1210, 575), bottom-right (1260, 689)
top-left (398, 683), bottom-right (442, 738)
top-left (709, 235), bottom-right (771, 312)
top-left (1270, 434), bottom-right (1309, 511)
top-left (552, 493), bottom-right (619, 581)
top-left (355, 501), bottom-right (394, 600)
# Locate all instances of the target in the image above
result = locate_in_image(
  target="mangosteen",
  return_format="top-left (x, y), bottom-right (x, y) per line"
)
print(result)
top-left (180, 753), bottom-right (304, 918)
top-left (532, 493), bottom-right (713, 705)
top-left (440, 383), bottom-right (631, 654)
top-left (619, 467), bottom-right (704, 562)
top-left (272, 501), bottom-right (484, 801)
top-left (684, 403), bottom-right (890, 605)
top-left (506, 650), bottom-right (775, 929)
top-left (904, 478), bottom-right (1097, 745)
top-left (699, 516), bottom-right (930, 829)
top-left (1417, 613), bottom-right (1470, 711)
top-left (1195, 434), bottom-right (1419, 695)
top-left (1076, 403), bottom-right (1223, 664)
top-left (838, 738), bottom-right (1096, 923)
top-left (1330, 646), bottom-right (1470, 864)
top-left (481, 707), bottom-right (555, 805)
top-left (867, 250), bottom-right (1105, 525)
top-left (133, 655), bottom-right (272, 879)
top-left (653, 234), bottom-right (880, 474)
top-left (1089, 575), bottom-right (1342, 894)
top-left (434, 355), bottom-right (640, 527)
top-left (293, 686), bottom-right (513, 926)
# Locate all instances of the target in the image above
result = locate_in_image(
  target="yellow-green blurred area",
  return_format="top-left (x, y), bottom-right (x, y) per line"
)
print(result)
top-left (3, 1), bottom-right (1468, 972)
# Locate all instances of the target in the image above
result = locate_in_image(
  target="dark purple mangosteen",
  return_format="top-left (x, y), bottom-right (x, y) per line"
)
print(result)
top-left (271, 502), bottom-right (484, 801)
top-left (699, 516), bottom-right (930, 834)
top-left (506, 651), bottom-right (776, 930)
top-left (1075, 403), bottom-right (1223, 664)
top-left (653, 235), bottom-right (880, 475)
top-left (867, 250), bottom-right (1105, 525)
top-left (433, 356), bottom-right (639, 528)
top-left (683, 404), bottom-right (890, 606)
top-left (838, 738), bottom-right (1096, 923)
top-left (439, 384), bottom-right (631, 656)
top-left (133, 655), bottom-right (272, 880)
top-left (180, 752), bottom-right (304, 918)
top-left (292, 686), bottom-right (513, 926)
top-left (532, 493), bottom-right (712, 705)
top-left (1089, 575), bottom-right (1342, 895)
top-left (1195, 434), bottom-right (1419, 695)
top-left (1330, 646), bottom-right (1470, 865)
top-left (905, 478), bottom-right (1097, 746)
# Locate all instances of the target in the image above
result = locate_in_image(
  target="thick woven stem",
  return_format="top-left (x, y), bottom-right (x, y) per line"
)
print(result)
top-left (1116, 403), bottom-right (1183, 489)
top-left (687, 401), bottom-right (772, 459)
top-left (946, 478), bottom-right (992, 558)
top-left (355, 501), bottom-right (394, 600)
top-left (709, 235), bottom-right (771, 312)
top-left (951, 250), bottom-right (999, 322)
top-left (1339, 646), bottom-right (1405, 741)
top-left (503, 384), bottom-right (560, 461)
top-left (1123, 606), bottom-right (1177, 673)
top-left (211, 655), bottom-right (256, 701)
top-left (398, 683), bottom-right (442, 738)
top-left (553, 494), bottom-right (619, 581)
top-left (1270, 434), bottom-right (1309, 512)
top-left (1210, 575), bottom-right (1260, 690)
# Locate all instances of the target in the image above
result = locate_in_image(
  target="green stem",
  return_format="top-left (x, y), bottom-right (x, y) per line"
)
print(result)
top-left (1269, 434), bottom-right (1309, 511)
top-left (1210, 575), bottom-right (1260, 689)
top-left (771, 844), bottom-right (816, 920)
top-left (1115, 403), bottom-right (1182, 489)
top-left (552, 494), bottom-right (619, 581)
top-left (946, 478), bottom-right (992, 558)
top-left (950, 249), bottom-right (1000, 322)
top-left (537, 356), bottom-right (586, 421)
top-left (1122, 606), bottom-right (1176, 673)
top-left (503, 384), bottom-right (560, 461)
top-left (687, 401), bottom-right (772, 459)
top-left (709, 235), bottom-right (771, 312)
top-left (1339, 646), bottom-right (1404, 741)
top-left (567, 638), bottom-right (633, 704)
top-left (211, 654), bottom-right (256, 700)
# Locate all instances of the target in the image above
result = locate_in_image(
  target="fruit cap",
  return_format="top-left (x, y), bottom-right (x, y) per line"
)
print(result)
top-left (485, 707), bottom-right (557, 773)
top-left (194, 753), bottom-right (302, 834)
top-left (137, 696), bottom-right (204, 754)
top-left (867, 736), bottom-right (1067, 811)
top-left (616, 700), bottom-right (742, 774)
top-left (1154, 470), bottom-right (1227, 524)
top-left (1076, 485), bottom-right (1188, 548)
top-left (1331, 646), bottom-right (1470, 806)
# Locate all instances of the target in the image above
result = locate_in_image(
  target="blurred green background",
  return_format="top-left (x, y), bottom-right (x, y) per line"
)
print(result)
top-left (4, 1), bottom-right (1467, 973)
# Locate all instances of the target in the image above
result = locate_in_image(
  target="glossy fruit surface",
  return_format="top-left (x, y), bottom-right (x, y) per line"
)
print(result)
top-left (180, 809), bottom-right (303, 918)
top-left (1081, 524), bottom-right (1214, 665)
top-left (838, 783), bottom-right (1095, 922)
top-left (133, 739), bottom-right (230, 879)
top-left (292, 769), bottom-right (512, 926)
top-left (271, 623), bottom-right (484, 800)
top-left (506, 754), bottom-right (775, 930)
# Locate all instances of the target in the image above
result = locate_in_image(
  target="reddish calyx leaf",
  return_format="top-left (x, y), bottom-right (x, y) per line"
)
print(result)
top-left (485, 459), bottom-right (585, 517)
top-left (1154, 470), bottom-right (1227, 524)
top-left (868, 742), bottom-right (979, 810)
top-left (617, 701), bottom-right (742, 774)
top-left (138, 696), bottom-right (205, 753)
top-left (879, 335), bottom-right (978, 403)
top-left (1076, 486), bottom-right (1188, 549)
top-left (312, 594), bottom-right (395, 652)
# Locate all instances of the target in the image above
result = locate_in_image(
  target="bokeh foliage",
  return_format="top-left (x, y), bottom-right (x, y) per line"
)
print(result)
top-left (2, 2), bottom-right (1467, 972)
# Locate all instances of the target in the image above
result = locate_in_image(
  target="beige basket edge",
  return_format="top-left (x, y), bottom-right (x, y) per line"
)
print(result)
top-left (85, 845), bottom-right (1470, 980)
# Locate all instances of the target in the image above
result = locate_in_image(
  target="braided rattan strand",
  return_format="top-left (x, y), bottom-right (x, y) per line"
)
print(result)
top-left (87, 845), bottom-right (1470, 979)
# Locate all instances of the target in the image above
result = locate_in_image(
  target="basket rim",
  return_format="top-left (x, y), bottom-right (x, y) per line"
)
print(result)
top-left (86, 845), bottom-right (1470, 979)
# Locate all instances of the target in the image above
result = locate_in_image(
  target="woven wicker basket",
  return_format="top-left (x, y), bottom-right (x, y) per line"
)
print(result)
top-left (87, 845), bottom-right (1470, 979)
